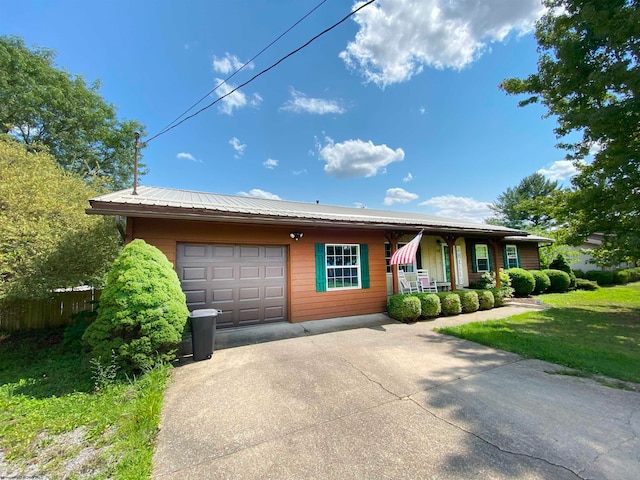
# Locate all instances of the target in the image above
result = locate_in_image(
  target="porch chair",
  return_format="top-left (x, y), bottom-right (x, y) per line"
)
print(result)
top-left (416, 269), bottom-right (438, 293)
top-left (398, 269), bottom-right (421, 294)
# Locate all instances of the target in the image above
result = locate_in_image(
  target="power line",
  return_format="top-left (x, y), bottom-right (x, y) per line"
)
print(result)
top-left (150, 0), bottom-right (328, 141)
top-left (146, 0), bottom-right (376, 144)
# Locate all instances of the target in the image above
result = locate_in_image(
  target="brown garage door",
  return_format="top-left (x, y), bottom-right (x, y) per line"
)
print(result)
top-left (177, 243), bottom-right (288, 328)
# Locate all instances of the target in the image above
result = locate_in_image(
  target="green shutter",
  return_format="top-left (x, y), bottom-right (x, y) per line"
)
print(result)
top-left (516, 245), bottom-right (521, 268)
top-left (315, 243), bottom-right (326, 292)
top-left (503, 246), bottom-right (508, 269)
top-left (359, 244), bottom-right (370, 289)
top-left (488, 245), bottom-right (494, 271)
top-left (471, 244), bottom-right (477, 273)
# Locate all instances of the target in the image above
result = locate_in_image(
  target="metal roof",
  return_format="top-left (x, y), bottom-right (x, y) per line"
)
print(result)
top-left (88, 186), bottom-right (528, 236)
top-left (504, 234), bottom-right (555, 244)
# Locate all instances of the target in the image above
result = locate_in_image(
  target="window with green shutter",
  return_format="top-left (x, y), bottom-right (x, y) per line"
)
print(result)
top-left (504, 244), bottom-right (520, 269)
top-left (315, 243), bottom-right (370, 291)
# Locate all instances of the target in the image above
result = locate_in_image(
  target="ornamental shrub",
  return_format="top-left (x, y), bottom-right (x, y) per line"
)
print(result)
top-left (549, 254), bottom-right (576, 289)
top-left (476, 290), bottom-right (495, 310)
top-left (530, 270), bottom-right (551, 295)
top-left (621, 267), bottom-right (640, 282)
top-left (456, 290), bottom-right (479, 313)
top-left (584, 270), bottom-right (614, 286)
top-left (543, 269), bottom-right (571, 293)
top-left (612, 270), bottom-right (630, 285)
top-left (411, 292), bottom-right (441, 318)
top-left (387, 294), bottom-right (421, 322)
top-left (489, 288), bottom-right (508, 307)
top-left (573, 269), bottom-right (586, 279)
top-left (437, 292), bottom-right (462, 316)
top-left (576, 278), bottom-right (599, 291)
top-left (83, 239), bottom-right (190, 373)
top-left (507, 268), bottom-right (535, 297)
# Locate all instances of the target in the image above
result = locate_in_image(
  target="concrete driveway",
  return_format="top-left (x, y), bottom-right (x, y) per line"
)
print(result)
top-left (153, 307), bottom-right (640, 479)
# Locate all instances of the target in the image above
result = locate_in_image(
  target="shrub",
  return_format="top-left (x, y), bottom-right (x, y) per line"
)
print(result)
top-left (507, 268), bottom-right (535, 297)
top-left (387, 294), bottom-right (421, 322)
top-left (549, 254), bottom-right (576, 289)
top-left (476, 290), bottom-right (495, 310)
top-left (573, 269), bottom-right (586, 279)
top-left (584, 270), bottom-right (614, 286)
top-left (612, 270), bottom-right (630, 285)
top-left (83, 239), bottom-right (190, 373)
top-left (576, 278), bottom-right (600, 291)
top-left (489, 288), bottom-right (508, 307)
top-left (456, 290), bottom-right (479, 313)
top-left (411, 292), bottom-right (441, 318)
top-left (621, 267), bottom-right (640, 282)
top-left (530, 270), bottom-right (551, 295)
top-left (543, 269), bottom-right (571, 292)
top-left (469, 271), bottom-right (495, 289)
top-left (63, 309), bottom-right (97, 353)
top-left (437, 292), bottom-right (462, 316)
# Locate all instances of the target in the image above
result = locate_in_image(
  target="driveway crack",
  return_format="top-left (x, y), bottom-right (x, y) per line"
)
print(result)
top-left (408, 397), bottom-right (586, 480)
top-left (337, 356), bottom-right (402, 399)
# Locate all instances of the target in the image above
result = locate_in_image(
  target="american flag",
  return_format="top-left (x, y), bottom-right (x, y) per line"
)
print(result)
top-left (389, 231), bottom-right (423, 266)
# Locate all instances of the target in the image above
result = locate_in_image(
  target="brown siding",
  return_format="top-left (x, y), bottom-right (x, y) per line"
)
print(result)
top-left (128, 218), bottom-right (388, 323)
top-left (466, 240), bottom-right (543, 285)
top-left (517, 243), bottom-right (541, 270)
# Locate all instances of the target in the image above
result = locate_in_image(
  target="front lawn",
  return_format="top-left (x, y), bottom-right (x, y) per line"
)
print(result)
top-left (0, 328), bottom-right (169, 479)
top-left (437, 283), bottom-right (640, 383)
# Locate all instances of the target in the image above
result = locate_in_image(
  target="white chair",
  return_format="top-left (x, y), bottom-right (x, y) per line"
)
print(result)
top-left (398, 270), bottom-right (421, 294)
top-left (417, 269), bottom-right (438, 293)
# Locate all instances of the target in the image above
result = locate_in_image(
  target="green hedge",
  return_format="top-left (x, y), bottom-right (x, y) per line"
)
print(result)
top-left (543, 269), bottom-right (571, 292)
top-left (576, 278), bottom-right (599, 291)
top-left (476, 290), bottom-right (495, 310)
top-left (507, 268), bottom-right (535, 297)
top-left (489, 288), bottom-right (507, 307)
top-left (455, 290), bottom-right (479, 313)
top-left (613, 270), bottom-right (630, 285)
top-left (411, 292), bottom-right (441, 318)
top-left (437, 292), bottom-right (462, 316)
top-left (387, 294), bottom-right (421, 322)
top-left (584, 270), bottom-right (614, 286)
top-left (620, 267), bottom-right (640, 282)
top-left (530, 270), bottom-right (551, 294)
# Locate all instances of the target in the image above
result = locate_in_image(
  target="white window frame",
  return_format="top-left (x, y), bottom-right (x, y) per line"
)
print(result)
top-left (505, 244), bottom-right (519, 269)
top-left (475, 244), bottom-right (490, 272)
top-left (326, 244), bottom-right (362, 291)
top-left (385, 242), bottom-right (416, 273)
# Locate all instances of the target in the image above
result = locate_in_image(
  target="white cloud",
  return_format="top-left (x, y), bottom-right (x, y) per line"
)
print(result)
top-left (340, 0), bottom-right (545, 87)
top-left (212, 53), bottom-right (252, 75)
top-left (403, 172), bottom-right (413, 183)
top-left (229, 137), bottom-right (246, 158)
top-left (419, 195), bottom-right (492, 223)
top-left (384, 187), bottom-right (419, 205)
top-left (237, 189), bottom-right (282, 200)
top-left (354, 202), bottom-right (367, 208)
top-left (281, 89), bottom-right (345, 114)
top-left (319, 137), bottom-right (405, 178)
top-left (215, 79), bottom-right (262, 115)
top-left (176, 152), bottom-right (200, 162)
top-left (537, 160), bottom-right (584, 181)
top-left (292, 169), bottom-right (308, 176)
top-left (263, 158), bottom-right (279, 169)
top-left (419, 106), bottom-right (426, 115)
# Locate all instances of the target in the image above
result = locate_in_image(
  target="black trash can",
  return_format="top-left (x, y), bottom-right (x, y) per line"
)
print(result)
top-left (189, 309), bottom-right (222, 361)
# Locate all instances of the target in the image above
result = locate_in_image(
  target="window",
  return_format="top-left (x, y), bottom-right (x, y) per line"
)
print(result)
top-left (385, 243), bottom-right (421, 273)
top-left (475, 244), bottom-right (490, 272)
top-left (326, 244), bottom-right (361, 290)
top-left (505, 245), bottom-right (519, 269)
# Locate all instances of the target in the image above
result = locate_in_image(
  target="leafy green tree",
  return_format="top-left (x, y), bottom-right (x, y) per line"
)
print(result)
top-left (83, 239), bottom-right (189, 372)
top-left (487, 172), bottom-right (561, 229)
top-left (0, 35), bottom-right (145, 191)
top-left (0, 137), bottom-right (121, 301)
top-left (500, 0), bottom-right (640, 262)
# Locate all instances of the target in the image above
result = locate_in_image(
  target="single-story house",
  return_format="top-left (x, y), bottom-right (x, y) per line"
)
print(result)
top-left (570, 233), bottom-right (636, 272)
top-left (87, 186), bottom-right (551, 329)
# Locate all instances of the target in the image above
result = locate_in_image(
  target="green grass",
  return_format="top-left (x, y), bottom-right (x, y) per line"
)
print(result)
top-left (0, 327), bottom-right (169, 479)
top-left (437, 283), bottom-right (640, 383)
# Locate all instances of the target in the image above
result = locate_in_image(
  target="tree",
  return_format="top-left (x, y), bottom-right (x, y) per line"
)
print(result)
top-left (83, 239), bottom-right (189, 373)
top-left (0, 137), bottom-right (121, 301)
top-left (500, 0), bottom-right (640, 262)
top-left (0, 35), bottom-right (145, 191)
top-left (487, 172), bottom-right (561, 229)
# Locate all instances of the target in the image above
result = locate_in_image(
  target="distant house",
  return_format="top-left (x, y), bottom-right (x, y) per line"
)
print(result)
top-left (87, 186), bottom-right (550, 328)
top-left (570, 233), bottom-right (635, 272)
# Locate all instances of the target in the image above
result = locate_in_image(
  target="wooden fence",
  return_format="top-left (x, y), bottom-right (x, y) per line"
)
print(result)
top-left (0, 289), bottom-right (102, 332)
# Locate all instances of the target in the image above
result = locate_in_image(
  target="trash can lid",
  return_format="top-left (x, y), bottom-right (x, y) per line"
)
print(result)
top-left (189, 309), bottom-right (222, 318)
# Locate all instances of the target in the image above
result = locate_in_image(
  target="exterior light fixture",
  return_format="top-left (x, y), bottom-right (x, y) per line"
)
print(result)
top-left (289, 232), bottom-right (303, 241)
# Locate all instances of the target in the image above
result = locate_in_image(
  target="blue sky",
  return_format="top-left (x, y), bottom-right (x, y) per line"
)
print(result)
top-left (2, 0), bottom-right (579, 223)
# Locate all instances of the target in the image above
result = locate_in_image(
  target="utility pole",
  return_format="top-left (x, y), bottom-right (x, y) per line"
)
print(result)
top-left (133, 132), bottom-right (140, 195)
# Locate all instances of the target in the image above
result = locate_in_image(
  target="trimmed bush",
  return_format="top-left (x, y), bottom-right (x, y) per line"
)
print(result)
top-left (387, 294), bottom-right (421, 322)
top-left (576, 278), bottom-right (600, 291)
top-left (621, 267), bottom-right (640, 282)
top-left (543, 269), bottom-right (571, 292)
top-left (507, 268), bottom-right (535, 297)
top-left (530, 270), bottom-right (551, 295)
top-left (411, 292), bottom-right (441, 318)
top-left (456, 290), bottom-right (479, 313)
top-left (573, 269), bottom-right (586, 279)
top-left (437, 292), bottom-right (462, 316)
top-left (613, 270), bottom-right (630, 285)
top-left (489, 288), bottom-right (507, 307)
top-left (549, 254), bottom-right (576, 289)
top-left (584, 270), bottom-right (614, 286)
top-left (477, 290), bottom-right (495, 310)
top-left (83, 239), bottom-right (190, 373)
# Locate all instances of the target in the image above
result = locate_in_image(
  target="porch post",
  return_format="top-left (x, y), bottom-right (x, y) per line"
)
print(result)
top-left (385, 232), bottom-right (401, 295)
top-left (489, 239), bottom-right (502, 289)
top-left (442, 235), bottom-right (459, 291)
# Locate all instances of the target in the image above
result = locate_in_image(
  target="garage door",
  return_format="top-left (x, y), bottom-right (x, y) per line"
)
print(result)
top-left (177, 243), bottom-right (288, 328)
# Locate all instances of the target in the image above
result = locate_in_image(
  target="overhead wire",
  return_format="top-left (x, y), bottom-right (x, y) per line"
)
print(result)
top-left (146, 0), bottom-right (376, 144)
top-left (150, 0), bottom-right (328, 141)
